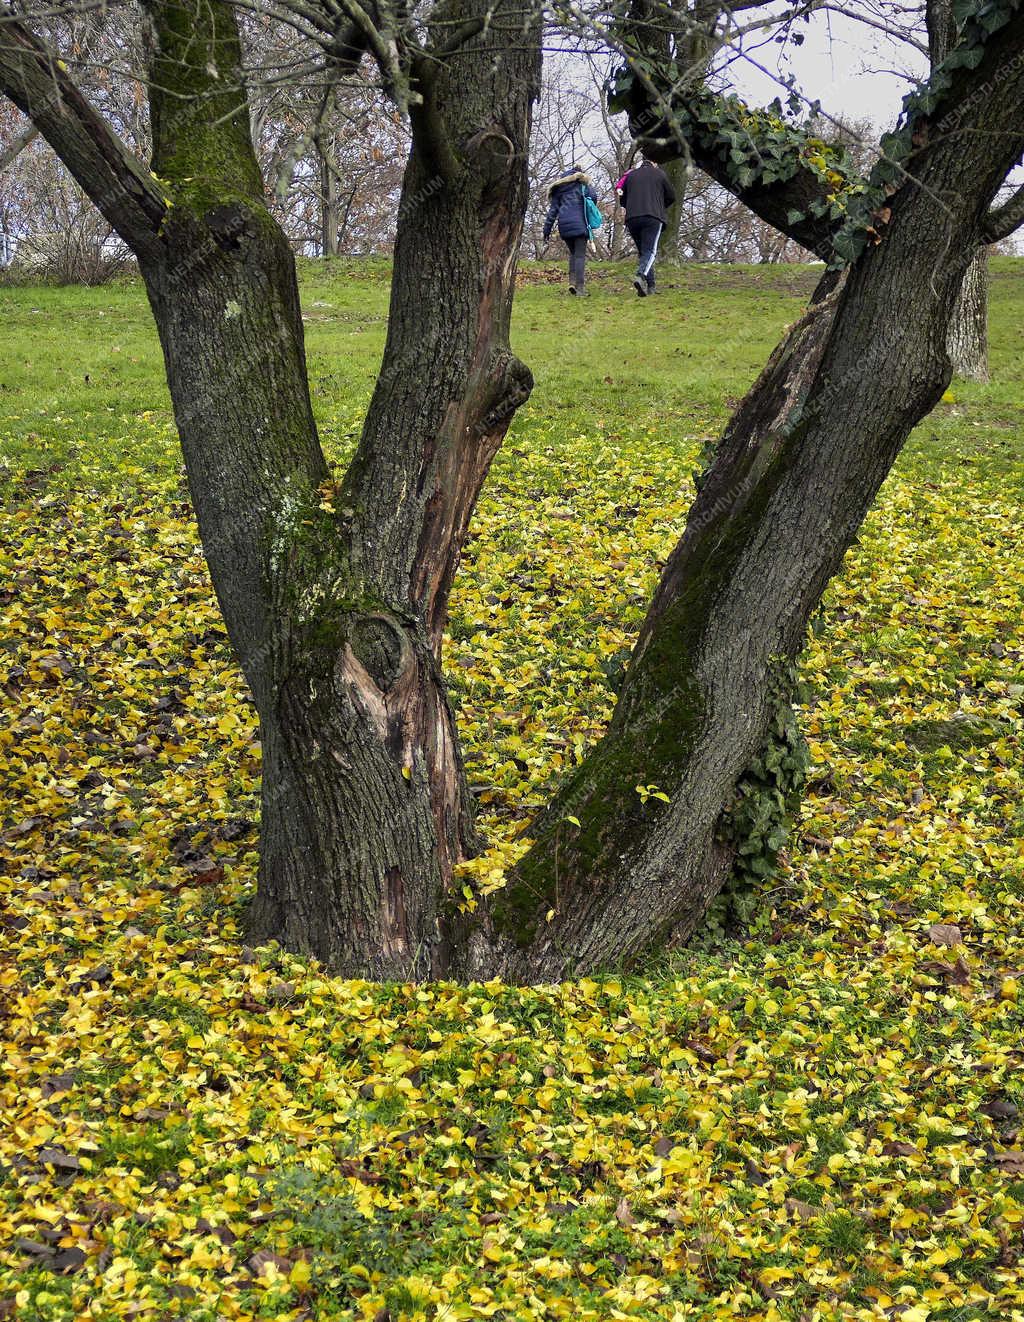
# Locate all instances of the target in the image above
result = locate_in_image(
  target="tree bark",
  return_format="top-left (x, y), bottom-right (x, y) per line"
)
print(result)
top-left (138, 0), bottom-right (539, 979)
top-left (928, 0), bottom-right (989, 382)
top-left (947, 247), bottom-right (989, 382)
top-left (242, 3), bottom-right (541, 976)
top-left (1, 0), bottom-right (540, 980)
top-left (456, 11), bottom-right (1024, 982)
top-left (2, 0), bottom-right (538, 980)
top-left (659, 156), bottom-right (688, 264)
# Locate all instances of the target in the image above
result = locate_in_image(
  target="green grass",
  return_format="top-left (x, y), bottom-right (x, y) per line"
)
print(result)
top-left (4, 255), bottom-right (1022, 490)
top-left (3, 256), bottom-right (1024, 1321)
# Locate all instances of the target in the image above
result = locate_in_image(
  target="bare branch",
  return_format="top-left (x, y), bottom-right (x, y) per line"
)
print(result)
top-left (0, 12), bottom-right (165, 255)
top-left (984, 181), bottom-right (1024, 243)
top-left (0, 115), bottom-right (37, 171)
top-left (818, 2), bottom-right (930, 56)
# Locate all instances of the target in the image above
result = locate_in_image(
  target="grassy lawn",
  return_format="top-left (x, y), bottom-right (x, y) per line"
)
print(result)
top-left (1, 258), bottom-right (1023, 1321)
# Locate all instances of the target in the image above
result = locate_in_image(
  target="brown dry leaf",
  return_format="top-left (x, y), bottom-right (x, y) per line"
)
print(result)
top-left (247, 1249), bottom-right (292, 1275)
top-left (882, 1140), bottom-right (919, 1158)
top-left (37, 1147), bottom-right (82, 1172)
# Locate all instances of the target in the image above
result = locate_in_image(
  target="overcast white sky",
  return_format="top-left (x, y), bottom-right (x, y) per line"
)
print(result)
top-left (722, 3), bottom-right (1022, 219)
top-left (548, 5), bottom-right (1021, 244)
top-left (725, 7), bottom-right (929, 134)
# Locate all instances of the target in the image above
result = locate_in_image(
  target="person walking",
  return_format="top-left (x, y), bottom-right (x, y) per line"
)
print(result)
top-left (542, 165), bottom-right (599, 296)
top-left (618, 155), bottom-right (676, 298)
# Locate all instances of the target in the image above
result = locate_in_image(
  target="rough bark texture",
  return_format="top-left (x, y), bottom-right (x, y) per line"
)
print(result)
top-left (2, 0), bottom-right (539, 979)
top-left (948, 247), bottom-right (989, 382)
top-left (243, 0), bottom-right (541, 976)
top-left (929, 0), bottom-right (989, 382)
top-left (455, 11), bottom-right (1024, 982)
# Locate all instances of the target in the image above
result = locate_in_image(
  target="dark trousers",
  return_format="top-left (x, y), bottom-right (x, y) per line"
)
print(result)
top-left (627, 216), bottom-right (664, 288)
top-left (563, 234), bottom-right (587, 289)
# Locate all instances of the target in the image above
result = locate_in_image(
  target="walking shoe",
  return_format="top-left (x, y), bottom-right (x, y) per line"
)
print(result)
top-left (568, 285), bottom-right (578, 296)
top-left (577, 287), bottom-right (590, 297)
top-left (633, 276), bottom-right (647, 297)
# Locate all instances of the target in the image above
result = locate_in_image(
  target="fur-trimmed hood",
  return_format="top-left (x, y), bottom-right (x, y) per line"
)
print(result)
top-left (548, 170), bottom-right (590, 195)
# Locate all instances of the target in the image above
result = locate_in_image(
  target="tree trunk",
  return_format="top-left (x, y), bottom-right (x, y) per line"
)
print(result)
top-left (457, 24), bottom-right (1024, 980)
top-left (1, 0), bottom-right (539, 981)
top-left (948, 247), bottom-right (989, 382)
top-left (659, 156), bottom-right (687, 264)
top-left (125, 0), bottom-right (538, 979)
top-left (928, 0), bottom-right (989, 382)
top-left (240, 7), bottom-right (540, 975)
top-left (320, 136), bottom-right (340, 258)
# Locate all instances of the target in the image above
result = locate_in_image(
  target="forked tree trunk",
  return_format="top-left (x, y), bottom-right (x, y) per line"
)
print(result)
top-left (133, 0), bottom-right (539, 978)
top-left (237, 13), bottom-right (540, 976)
top-left (1, 0), bottom-right (541, 981)
top-left (5, 0), bottom-right (1023, 986)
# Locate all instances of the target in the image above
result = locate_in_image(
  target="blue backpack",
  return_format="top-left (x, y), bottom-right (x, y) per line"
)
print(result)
top-left (582, 186), bottom-right (603, 235)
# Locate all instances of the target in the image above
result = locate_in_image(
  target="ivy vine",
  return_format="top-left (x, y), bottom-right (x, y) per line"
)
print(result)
top-left (609, 0), bottom-right (1019, 269)
top-left (704, 658), bottom-right (810, 938)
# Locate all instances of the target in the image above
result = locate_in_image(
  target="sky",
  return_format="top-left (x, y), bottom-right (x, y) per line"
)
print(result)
top-left (725, 6), bottom-right (929, 135)
top-left (722, 3), bottom-right (1022, 231)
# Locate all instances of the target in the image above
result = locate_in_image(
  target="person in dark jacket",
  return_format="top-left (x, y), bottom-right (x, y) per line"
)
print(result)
top-left (618, 155), bottom-right (676, 297)
top-left (542, 166), bottom-right (599, 296)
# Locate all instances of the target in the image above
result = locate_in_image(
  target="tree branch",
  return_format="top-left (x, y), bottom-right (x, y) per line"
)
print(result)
top-left (822, 2), bottom-right (930, 57)
top-left (0, 13), bottom-right (165, 257)
top-left (610, 1), bottom-right (1024, 263)
top-left (613, 67), bottom-right (850, 257)
top-left (984, 181), bottom-right (1024, 243)
top-left (0, 116), bottom-right (37, 172)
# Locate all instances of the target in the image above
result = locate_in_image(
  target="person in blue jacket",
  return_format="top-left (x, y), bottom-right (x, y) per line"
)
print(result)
top-left (542, 166), bottom-right (599, 296)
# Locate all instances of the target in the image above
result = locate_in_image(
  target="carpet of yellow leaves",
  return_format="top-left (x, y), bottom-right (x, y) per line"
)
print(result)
top-left (2, 424), bottom-right (1024, 1320)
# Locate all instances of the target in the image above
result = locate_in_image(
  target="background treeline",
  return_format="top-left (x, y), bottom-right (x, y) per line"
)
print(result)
top-left (0, 12), bottom-right (890, 282)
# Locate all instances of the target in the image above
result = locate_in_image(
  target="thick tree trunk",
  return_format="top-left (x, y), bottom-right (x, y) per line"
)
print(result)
top-left (2, 0), bottom-right (539, 980)
top-left (240, 6), bottom-right (540, 975)
top-left (143, 209), bottom-right (471, 979)
top-left (137, 3), bottom-right (455, 978)
top-left (105, 0), bottom-right (539, 979)
top-left (457, 21), bottom-right (1024, 981)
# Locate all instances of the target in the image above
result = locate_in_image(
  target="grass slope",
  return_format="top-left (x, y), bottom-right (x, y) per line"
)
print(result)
top-left (1, 259), bottom-right (1023, 1321)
